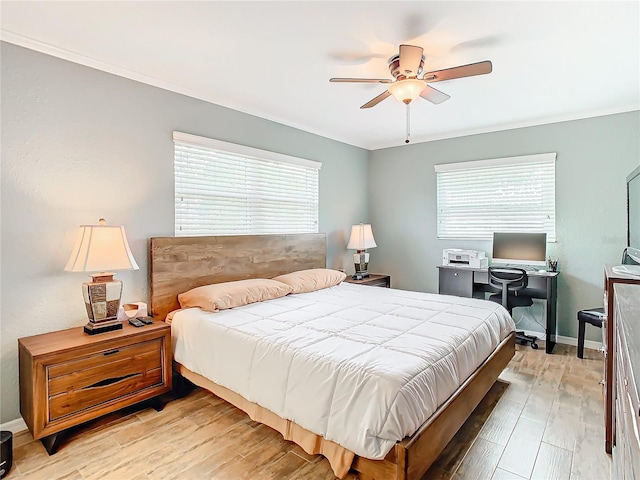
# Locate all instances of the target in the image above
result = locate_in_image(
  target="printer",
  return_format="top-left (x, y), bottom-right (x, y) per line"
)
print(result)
top-left (443, 249), bottom-right (488, 268)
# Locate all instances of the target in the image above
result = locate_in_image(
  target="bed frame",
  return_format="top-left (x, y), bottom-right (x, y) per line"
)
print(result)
top-left (149, 234), bottom-right (515, 480)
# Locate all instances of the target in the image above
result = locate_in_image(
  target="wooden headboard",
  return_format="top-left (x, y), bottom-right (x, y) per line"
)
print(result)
top-left (149, 234), bottom-right (327, 320)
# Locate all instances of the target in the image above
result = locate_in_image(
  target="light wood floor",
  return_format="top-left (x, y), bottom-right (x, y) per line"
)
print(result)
top-left (7, 344), bottom-right (610, 480)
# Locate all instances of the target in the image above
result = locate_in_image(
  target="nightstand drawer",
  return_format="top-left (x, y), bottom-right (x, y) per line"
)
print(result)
top-left (48, 339), bottom-right (161, 380)
top-left (365, 279), bottom-right (390, 287)
top-left (48, 339), bottom-right (163, 420)
top-left (49, 366), bottom-right (163, 420)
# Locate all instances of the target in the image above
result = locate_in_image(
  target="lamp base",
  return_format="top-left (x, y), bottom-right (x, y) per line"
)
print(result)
top-left (352, 272), bottom-right (370, 280)
top-left (82, 273), bottom-right (122, 320)
top-left (353, 251), bottom-right (370, 279)
top-left (83, 319), bottom-right (123, 335)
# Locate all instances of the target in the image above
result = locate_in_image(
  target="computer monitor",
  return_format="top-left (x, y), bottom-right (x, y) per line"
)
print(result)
top-left (492, 232), bottom-right (547, 267)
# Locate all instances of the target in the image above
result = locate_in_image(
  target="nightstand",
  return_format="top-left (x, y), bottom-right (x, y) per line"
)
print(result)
top-left (19, 321), bottom-right (171, 454)
top-left (344, 273), bottom-right (391, 288)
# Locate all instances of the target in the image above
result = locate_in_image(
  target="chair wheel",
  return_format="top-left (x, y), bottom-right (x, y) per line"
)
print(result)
top-left (531, 342), bottom-right (539, 350)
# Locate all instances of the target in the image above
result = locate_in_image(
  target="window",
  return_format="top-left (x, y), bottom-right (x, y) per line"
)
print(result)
top-left (174, 132), bottom-right (320, 236)
top-left (435, 153), bottom-right (556, 241)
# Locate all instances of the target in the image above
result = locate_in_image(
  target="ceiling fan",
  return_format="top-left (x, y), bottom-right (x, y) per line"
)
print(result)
top-left (330, 44), bottom-right (493, 110)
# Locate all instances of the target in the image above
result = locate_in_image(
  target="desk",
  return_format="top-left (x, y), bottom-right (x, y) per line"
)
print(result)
top-left (437, 265), bottom-right (559, 354)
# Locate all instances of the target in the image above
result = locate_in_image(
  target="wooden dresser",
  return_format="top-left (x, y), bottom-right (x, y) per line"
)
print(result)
top-left (19, 321), bottom-right (171, 454)
top-left (612, 284), bottom-right (640, 479)
top-left (603, 266), bottom-right (640, 453)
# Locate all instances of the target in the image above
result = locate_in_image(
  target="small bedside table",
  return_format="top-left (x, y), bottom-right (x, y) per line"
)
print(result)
top-left (19, 321), bottom-right (171, 454)
top-left (344, 273), bottom-right (391, 288)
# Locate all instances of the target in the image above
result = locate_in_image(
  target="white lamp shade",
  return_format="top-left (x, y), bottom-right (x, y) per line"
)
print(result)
top-left (65, 221), bottom-right (139, 272)
top-left (388, 79), bottom-right (427, 104)
top-left (347, 223), bottom-right (377, 250)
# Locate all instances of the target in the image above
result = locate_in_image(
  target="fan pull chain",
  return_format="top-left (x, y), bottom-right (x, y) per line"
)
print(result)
top-left (405, 103), bottom-right (411, 144)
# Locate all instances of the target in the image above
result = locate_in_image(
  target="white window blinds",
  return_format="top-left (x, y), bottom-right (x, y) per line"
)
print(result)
top-left (174, 132), bottom-right (321, 236)
top-left (435, 153), bottom-right (556, 241)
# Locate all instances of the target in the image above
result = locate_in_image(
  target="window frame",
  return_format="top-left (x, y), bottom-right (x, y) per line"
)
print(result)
top-left (434, 153), bottom-right (557, 241)
top-left (173, 131), bottom-right (321, 237)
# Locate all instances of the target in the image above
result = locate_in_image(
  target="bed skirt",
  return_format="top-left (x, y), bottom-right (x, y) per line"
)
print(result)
top-left (176, 362), bottom-right (355, 478)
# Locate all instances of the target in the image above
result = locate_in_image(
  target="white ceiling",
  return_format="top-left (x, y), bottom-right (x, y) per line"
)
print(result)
top-left (1, 1), bottom-right (639, 150)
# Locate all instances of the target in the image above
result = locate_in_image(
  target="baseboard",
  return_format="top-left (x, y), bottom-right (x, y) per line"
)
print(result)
top-left (520, 330), bottom-right (603, 352)
top-left (0, 417), bottom-right (27, 434)
top-left (555, 334), bottom-right (603, 352)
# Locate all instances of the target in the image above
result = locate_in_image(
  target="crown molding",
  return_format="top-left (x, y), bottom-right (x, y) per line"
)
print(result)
top-left (2, 30), bottom-right (638, 152)
top-left (0, 30), bottom-right (205, 99)
top-left (0, 30), bottom-right (360, 148)
top-left (368, 105), bottom-right (640, 150)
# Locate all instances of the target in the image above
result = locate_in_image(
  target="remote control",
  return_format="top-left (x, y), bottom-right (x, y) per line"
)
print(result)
top-left (136, 316), bottom-right (153, 325)
top-left (128, 317), bottom-right (144, 327)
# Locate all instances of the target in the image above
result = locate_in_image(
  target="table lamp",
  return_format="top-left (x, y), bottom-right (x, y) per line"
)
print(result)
top-left (65, 219), bottom-right (139, 334)
top-left (347, 223), bottom-right (377, 279)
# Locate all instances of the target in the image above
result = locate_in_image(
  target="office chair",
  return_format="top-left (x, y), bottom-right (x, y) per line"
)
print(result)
top-left (487, 266), bottom-right (539, 349)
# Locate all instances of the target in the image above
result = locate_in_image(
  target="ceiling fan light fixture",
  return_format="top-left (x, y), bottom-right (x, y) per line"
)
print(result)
top-left (388, 79), bottom-right (426, 104)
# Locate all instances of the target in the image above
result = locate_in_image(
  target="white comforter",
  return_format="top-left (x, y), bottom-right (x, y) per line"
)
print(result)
top-left (171, 283), bottom-right (514, 459)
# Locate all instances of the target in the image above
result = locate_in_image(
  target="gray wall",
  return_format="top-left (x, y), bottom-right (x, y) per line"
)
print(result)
top-left (3, 39), bottom-right (637, 426)
top-left (369, 111), bottom-right (640, 340)
top-left (0, 42), bottom-right (370, 423)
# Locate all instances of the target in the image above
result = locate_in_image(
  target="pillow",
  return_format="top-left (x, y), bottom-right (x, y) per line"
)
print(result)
top-left (272, 268), bottom-right (347, 294)
top-left (178, 278), bottom-right (292, 312)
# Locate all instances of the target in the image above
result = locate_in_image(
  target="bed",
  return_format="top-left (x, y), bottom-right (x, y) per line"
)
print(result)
top-left (150, 234), bottom-right (516, 480)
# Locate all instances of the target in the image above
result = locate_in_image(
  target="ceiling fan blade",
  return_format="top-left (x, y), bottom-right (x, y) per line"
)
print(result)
top-left (423, 60), bottom-right (492, 83)
top-left (360, 91), bottom-right (391, 109)
top-left (420, 85), bottom-right (450, 105)
top-left (399, 44), bottom-right (424, 77)
top-left (330, 77), bottom-right (393, 84)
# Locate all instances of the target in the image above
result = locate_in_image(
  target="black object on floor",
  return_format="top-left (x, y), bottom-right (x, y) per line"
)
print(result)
top-left (0, 431), bottom-right (13, 479)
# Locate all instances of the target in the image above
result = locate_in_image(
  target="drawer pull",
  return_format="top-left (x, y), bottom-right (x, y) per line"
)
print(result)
top-left (103, 349), bottom-right (120, 356)
top-left (87, 373), bottom-right (137, 389)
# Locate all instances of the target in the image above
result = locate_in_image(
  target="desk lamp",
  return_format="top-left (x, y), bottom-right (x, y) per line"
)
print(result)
top-left (65, 219), bottom-right (139, 334)
top-left (347, 223), bottom-right (377, 279)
